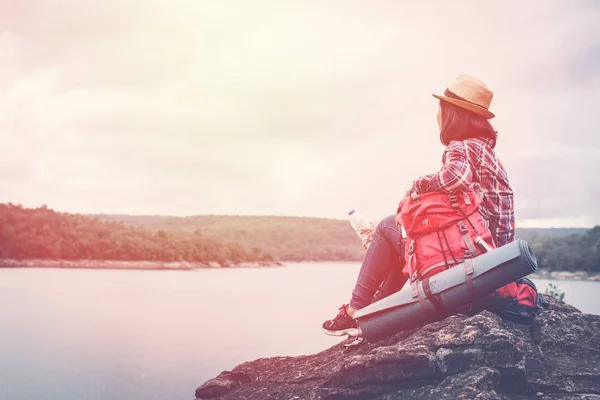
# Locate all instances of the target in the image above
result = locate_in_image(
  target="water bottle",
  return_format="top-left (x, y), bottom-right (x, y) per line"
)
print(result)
top-left (348, 209), bottom-right (371, 248)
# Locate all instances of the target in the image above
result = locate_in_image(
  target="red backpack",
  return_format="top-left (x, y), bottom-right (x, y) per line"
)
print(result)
top-left (399, 189), bottom-right (544, 320)
top-left (400, 189), bottom-right (495, 281)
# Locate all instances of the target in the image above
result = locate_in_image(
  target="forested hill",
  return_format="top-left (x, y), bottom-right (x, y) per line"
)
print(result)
top-left (0, 204), bottom-right (273, 265)
top-left (530, 226), bottom-right (600, 272)
top-left (95, 214), bottom-right (365, 261)
top-left (0, 203), bottom-right (594, 270)
top-left (95, 214), bottom-right (593, 266)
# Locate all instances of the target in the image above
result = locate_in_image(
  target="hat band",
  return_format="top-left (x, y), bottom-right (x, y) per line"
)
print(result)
top-left (444, 89), bottom-right (488, 110)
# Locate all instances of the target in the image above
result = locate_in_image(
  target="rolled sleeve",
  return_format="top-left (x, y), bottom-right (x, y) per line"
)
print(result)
top-left (414, 141), bottom-right (473, 194)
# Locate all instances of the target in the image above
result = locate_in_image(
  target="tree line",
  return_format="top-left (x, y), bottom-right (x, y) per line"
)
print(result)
top-left (97, 214), bottom-right (597, 271)
top-left (528, 227), bottom-right (600, 272)
top-left (96, 213), bottom-right (366, 261)
top-left (0, 203), bottom-right (596, 271)
top-left (0, 203), bottom-right (273, 265)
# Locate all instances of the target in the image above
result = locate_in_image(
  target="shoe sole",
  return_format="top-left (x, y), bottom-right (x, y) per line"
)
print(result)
top-left (322, 327), bottom-right (360, 337)
top-left (342, 335), bottom-right (364, 348)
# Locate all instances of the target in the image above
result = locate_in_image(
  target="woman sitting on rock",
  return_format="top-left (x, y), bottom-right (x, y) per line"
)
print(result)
top-left (322, 74), bottom-right (515, 336)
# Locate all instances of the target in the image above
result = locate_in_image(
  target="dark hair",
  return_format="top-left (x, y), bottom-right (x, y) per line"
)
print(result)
top-left (439, 90), bottom-right (497, 147)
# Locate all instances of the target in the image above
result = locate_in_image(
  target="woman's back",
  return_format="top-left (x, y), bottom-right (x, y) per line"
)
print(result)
top-left (448, 137), bottom-right (514, 246)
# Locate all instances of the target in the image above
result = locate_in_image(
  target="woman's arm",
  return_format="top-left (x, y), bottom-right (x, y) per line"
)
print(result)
top-left (412, 141), bottom-right (473, 194)
top-left (495, 196), bottom-right (516, 247)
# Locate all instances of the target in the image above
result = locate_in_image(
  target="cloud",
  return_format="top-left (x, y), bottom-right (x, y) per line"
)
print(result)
top-left (0, 0), bottom-right (598, 226)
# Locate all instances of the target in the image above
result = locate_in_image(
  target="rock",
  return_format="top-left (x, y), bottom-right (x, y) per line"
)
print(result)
top-left (195, 298), bottom-right (600, 399)
top-left (194, 371), bottom-right (251, 399)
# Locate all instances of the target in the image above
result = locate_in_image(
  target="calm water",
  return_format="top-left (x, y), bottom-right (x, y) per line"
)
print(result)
top-left (1, 263), bottom-right (599, 400)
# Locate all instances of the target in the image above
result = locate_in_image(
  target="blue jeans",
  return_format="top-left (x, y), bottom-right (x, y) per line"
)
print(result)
top-left (350, 215), bottom-right (408, 310)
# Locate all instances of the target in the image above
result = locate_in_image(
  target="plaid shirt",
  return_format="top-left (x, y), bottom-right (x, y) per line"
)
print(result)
top-left (412, 138), bottom-right (515, 247)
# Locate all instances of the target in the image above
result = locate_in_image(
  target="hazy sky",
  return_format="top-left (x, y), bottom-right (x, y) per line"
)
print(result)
top-left (0, 0), bottom-right (599, 227)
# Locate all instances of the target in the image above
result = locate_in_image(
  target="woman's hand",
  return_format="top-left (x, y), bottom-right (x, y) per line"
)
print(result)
top-left (396, 189), bottom-right (411, 228)
top-left (358, 221), bottom-right (378, 249)
top-left (395, 211), bottom-right (402, 228)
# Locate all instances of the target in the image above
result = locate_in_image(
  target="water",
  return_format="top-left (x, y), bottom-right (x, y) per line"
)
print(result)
top-left (0, 263), bottom-right (598, 400)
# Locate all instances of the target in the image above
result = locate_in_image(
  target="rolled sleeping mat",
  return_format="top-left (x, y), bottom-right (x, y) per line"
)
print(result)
top-left (354, 239), bottom-right (537, 342)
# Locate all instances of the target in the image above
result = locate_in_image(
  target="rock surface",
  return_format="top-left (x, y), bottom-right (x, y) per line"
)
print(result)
top-left (195, 298), bottom-right (600, 400)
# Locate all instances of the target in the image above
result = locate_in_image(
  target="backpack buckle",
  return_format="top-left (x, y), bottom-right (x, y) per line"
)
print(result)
top-left (457, 221), bottom-right (469, 235)
top-left (448, 194), bottom-right (459, 207)
top-left (411, 280), bottom-right (419, 298)
top-left (464, 258), bottom-right (474, 275)
top-left (411, 271), bottom-right (418, 282)
top-left (463, 192), bottom-right (472, 205)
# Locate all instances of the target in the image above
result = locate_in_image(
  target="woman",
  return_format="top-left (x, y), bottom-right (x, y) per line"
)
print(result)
top-left (322, 74), bottom-right (515, 336)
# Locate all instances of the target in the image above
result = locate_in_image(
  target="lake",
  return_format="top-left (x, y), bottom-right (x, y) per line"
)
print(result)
top-left (1, 263), bottom-right (599, 400)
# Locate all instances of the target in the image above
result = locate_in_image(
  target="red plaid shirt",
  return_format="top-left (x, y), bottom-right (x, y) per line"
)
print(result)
top-left (412, 138), bottom-right (515, 247)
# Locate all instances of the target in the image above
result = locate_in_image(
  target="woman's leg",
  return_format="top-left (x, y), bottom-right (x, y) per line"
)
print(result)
top-left (372, 249), bottom-right (408, 303)
top-left (349, 215), bottom-right (406, 311)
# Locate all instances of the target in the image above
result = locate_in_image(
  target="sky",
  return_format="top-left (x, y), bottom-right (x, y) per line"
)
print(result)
top-left (0, 0), bottom-right (599, 227)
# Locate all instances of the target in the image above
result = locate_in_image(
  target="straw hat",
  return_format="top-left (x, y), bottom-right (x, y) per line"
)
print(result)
top-left (433, 74), bottom-right (495, 119)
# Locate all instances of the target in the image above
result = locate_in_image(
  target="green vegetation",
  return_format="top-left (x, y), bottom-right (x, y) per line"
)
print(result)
top-left (96, 214), bottom-right (364, 261)
top-left (528, 227), bottom-right (600, 273)
top-left (0, 204), bottom-right (272, 265)
top-left (96, 214), bottom-right (597, 270)
top-left (544, 283), bottom-right (566, 301)
top-left (1, 203), bottom-right (597, 272)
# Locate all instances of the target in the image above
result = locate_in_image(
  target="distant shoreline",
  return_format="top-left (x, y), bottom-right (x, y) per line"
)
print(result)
top-left (0, 259), bottom-right (282, 271)
top-left (0, 260), bottom-right (597, 280)
top-left (529, 270), bottom-right (600, 282)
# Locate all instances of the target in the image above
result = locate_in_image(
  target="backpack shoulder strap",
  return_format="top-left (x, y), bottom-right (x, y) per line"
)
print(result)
top-left (457, 221), bottom-right (479, 256)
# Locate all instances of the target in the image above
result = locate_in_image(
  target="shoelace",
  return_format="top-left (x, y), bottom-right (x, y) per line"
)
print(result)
top-left (336, 304), bottom-right (350, 319)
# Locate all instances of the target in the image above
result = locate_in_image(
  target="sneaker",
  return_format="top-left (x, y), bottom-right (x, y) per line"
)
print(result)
top-left (342, 335), bottom-right (364, 348)
top-left (322, 304), bottom-right (359, 336)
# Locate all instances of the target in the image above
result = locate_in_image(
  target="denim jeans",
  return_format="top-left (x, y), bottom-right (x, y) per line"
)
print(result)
top-left (350, 214), bottom-right (408, 310)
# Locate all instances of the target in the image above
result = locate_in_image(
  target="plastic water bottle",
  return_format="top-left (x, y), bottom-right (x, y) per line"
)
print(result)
top-left (348, 209), bottom-right (371, 248)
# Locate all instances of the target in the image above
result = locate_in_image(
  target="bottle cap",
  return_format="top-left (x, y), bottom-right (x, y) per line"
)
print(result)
top-left (348, 209), bottom-right (356, 216)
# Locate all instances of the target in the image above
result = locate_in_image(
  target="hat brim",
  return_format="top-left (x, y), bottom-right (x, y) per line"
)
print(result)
top-left (432, 94), bottom-right (495, 119)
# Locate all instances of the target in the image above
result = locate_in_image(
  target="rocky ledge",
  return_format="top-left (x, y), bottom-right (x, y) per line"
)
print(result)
top-left (195, 297), bottom-right (600, 400)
